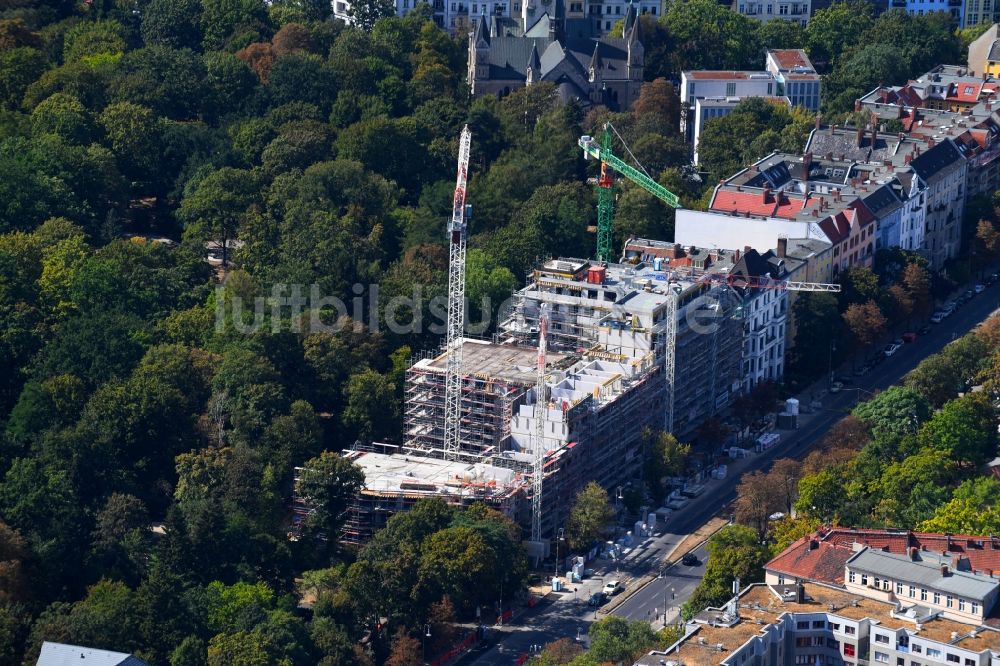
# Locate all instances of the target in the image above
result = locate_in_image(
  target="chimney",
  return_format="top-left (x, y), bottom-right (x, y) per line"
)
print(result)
top-left (803, 151), bottom-right (813, 173)
top-left (734, 248), bottom-right (740, 262)
top-left (871, 127), bottom-right (877, 148)
top-left (833, 124), bottom-right (839, 132)
top-left (898, 132), bottom-right (905, 142)
top-left (887, 163), bottom-right (893, 173)
top-left (927, 137), bottom-right (935, 148)
top-left (796, 581), bottom-right (806, 604)
top-left (941, 564), bottom-right (949, 576)
top-left (777, 237), bottom-right (788, 258)
top-left (815, 114), bottom-right (822, 130)
top-left (811, 209), bottom-right (818, 217)
top-left (744, 245), bottom-right (752, 256)
top-left (904, 153), bottom-right (913, 165)
top-left (856, 126), bottom-right (864, 147)
top-left (808, 537), bottom-right (818, 550)
top-left (988, 569), bottom-right (994, 578)
top-left (909, 547), bottom-right (919, 560)
top-left (854, 99), bottom-right (862, 112)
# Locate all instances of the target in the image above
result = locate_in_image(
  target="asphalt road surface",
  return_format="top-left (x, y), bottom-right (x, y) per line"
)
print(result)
top-left (460, 279), bottom-right (1000, 665)
top-left (611, 543), bottom-right (709, 624)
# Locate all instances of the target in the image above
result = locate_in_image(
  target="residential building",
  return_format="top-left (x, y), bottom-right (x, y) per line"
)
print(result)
top-left (731, 0), bottom-right (810, 24)
top-left (635, 528), bottom-right (1000, 666)
top-left (886, 0), bottom-right (963, 25)
top-left (585, 0), bottom-right (662, 35)
top-left (968, 24), bottom-right (1000, 74)
top-left (467, 8), bottom-right (645, 110)
top-left (681, 70), bottom-right (783, 163)
top-left (765, 49), bottom-right (822, 110)
top-left (37, 642), bottom-right (150, 666)
top-left (501, 256), bottom-right (746, 438)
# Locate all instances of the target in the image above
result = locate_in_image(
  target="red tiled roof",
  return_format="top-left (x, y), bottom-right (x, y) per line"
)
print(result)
top-left (766, 536), bottom-right (855, 585)
top-left (769, 528), bottom-right (1000, 586)
top-left (710, 188), bottom-right (806, 219)
top-left (949, 81), bottom-right (983, 103)
top-left (818, 211), bottom-right (851, 244)
top-left (847, 199), bottom-right (876, 228)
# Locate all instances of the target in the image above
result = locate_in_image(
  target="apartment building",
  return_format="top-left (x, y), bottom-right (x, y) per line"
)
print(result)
top-left (636, 528), bottom-right (1000, 666)
top-left (766, 50), bottom-right (822, 111)
top-left (968, 25), bottom-right (1000, 74)
top-left (884, 0), bottom-right (963, 25)
top-left (501, 256), bottom-right (746, 438)
top-left (731, 0), bottom-right (811, 25)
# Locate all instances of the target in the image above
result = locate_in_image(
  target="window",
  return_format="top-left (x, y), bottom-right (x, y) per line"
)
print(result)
top-left (899, 659), bottom-right (905, 666)
top-left (778, 574), bottom-right (785, 585)
top-left (913, 645), bottom-right (922, 654)
top-left (920, 589), bottom-right (928, 601)
top-left (946, 596), bottom-right (953, 608)
top-left (726, 82), bottom-right (736, 96)
top-left (861, 574), bottom-right (869, 586)
top-left (831, 623), bottom-right (841, 631)
top-left (875, 577), bottom-right (882, 588)
top-left (927, 649), bottom-right (942, 659)
top-left (971, 602), bottom-right (979, 614)
top-left (959, 599), bottom-right (966, 612)
top-left (966, 659), bottom-right (976, 666)
top-left (896, 582), bottom-right (904, 594)
top-left (946, 655), bottom-right (959, 664)
top-left (849, 572), bottom-right (857, 583)
top-left (844, 644), bottom-right (856, 657)
top-left (933, 593), bottom-right (941, 605)
top-left (909, 585), bottom-right (916, 598)
top-left (797, 621), bottom-right (810, 630)
top-left (845, 626), bottom-right (856, 636)
top-left (813, 620), bottom-right (826, 629)
top-left (876, 652), bottom-right (890, 663)
top-left (876, 634), bottom-right (890, 644)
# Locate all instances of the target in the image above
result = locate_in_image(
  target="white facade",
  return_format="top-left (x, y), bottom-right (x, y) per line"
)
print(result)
top-left (332, 0), bottom-right (514, 32)
top-left (675, 209), bottom-right (827, 253)
top-left (900, 175), bottom-right (928, 252)
top-left (733, 0), bottom-right (810, 24)
top-left (742, 284), bottom-right (787, 391)
top-left (890, 0), bottom-right (963, 25)
top-left (586, 0), bottom-right (661, 35)
top-left (681, 72), bottom-right (779, 163)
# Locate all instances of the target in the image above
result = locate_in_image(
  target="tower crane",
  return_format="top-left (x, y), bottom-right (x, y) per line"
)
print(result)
top-left (531, 303), bottom-right (549, 544)
top-left (444, 125), bottom-right (472, 462)
top-left (579, 123), bottom-right (681, 263)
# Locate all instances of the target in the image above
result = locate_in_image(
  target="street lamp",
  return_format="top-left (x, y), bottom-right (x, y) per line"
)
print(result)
top-left (554, 528), bottom-right (565, 581)
top-left (423, 624), bottom-right (431, 664)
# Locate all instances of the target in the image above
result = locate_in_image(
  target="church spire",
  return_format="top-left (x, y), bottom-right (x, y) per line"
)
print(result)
top-left (526, 41), bottom-right (541, 83)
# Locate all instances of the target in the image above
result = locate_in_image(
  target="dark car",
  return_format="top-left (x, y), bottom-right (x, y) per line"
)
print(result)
top-left (588, 592), bottom-right (607, 607)
top-left (917, 325), bottom-right (931, 336)
top-left (902, 332), bottom-right (917, 343)
top-left (681, 553), bottom-right (699, 566)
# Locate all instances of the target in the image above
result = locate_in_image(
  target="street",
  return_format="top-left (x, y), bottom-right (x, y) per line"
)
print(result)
top-left (461, 280), bottom-right (1000, 665)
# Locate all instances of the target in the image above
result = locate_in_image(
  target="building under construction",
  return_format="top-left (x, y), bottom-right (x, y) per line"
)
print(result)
top-left (500, 255), bottom-right (745, 438)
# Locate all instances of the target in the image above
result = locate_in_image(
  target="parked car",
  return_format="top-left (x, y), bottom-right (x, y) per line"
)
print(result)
top-left (943, 301), bottom-right (957, 314)
top-left (830, 381), bottom-right (844, 393)
top-left (930, 312), bottom-right (945, 324)
top-left (975, 283), bottom-right (986, 294)
top-left (987, 272), bottom-right (999, 285)
top-left (902, 332), bottom-right (917, 343)
top-left (603, 580), bottom-right (623, 596)
top-left (588, 592), bottom-right (607, 607)
top-left (853, 365), bottom-right (870, 377)
top-left (884, 342), bottom-right (902, 357)
top-left (682, 553), bottom-right (700, 566)
top-left (917, 325), bottom-right (931, 335)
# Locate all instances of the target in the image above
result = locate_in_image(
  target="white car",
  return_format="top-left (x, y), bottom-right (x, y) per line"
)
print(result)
top-left (884, 342), bottom-right (902, 357)
top-left (603, 580), bottom-right (623, 596)
top-left (930, 312), bottom-right (945, 324)
top-left (975, 284), bottom-right (986, 294)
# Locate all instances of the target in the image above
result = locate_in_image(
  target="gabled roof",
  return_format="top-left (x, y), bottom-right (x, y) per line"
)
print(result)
top-left (988, 38), bottom-right (1000, 63)
top-left (709, 187), bottom-right (807, 219)
top-left (861, 183), bottom-right (903, 218)
top-left (766, 536), bottom-right (856, 585)
top-left (473, 13), bottom-right (490, 47)
top-left (37, 642), bottom-right (149, 666)
top-left (949, 81), bottom-right (983, 103)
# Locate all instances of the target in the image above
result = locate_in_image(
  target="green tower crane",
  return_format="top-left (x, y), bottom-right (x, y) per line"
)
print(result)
top-left (578, 123), bottom-right (682, 263)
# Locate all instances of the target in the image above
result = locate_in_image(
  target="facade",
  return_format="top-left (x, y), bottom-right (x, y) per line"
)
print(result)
top-left (37, 642), bottom-right (150, 666)
top-left (765, 50), bottom-right (822, 110)
top-left (885, 0), bottom-right (963, 24)
top-left (501, 256), bottom-right (747, 438)
top-left (911, 140), bottom-right (967, 268)
top-left (636, 528), bottom-right (1000, 666)
top-left (467, 9), bottom-right (644, 110)
top-left (968, 24), bottom-right (1000, 74)
top-left (731, 0), bottom-right (810, 24)
top-left (681, 71), bottom-right (782, 163)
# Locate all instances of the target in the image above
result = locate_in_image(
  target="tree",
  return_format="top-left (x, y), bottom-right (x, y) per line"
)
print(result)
top-left (178, 167), bottom-right (259, 267)
top-left (685, 526), bottom-right (768, 614)
top-left (804, 0), bottom-right (872, 69)
top-left (842, 300), bottom-right (886, 350)
top-left (824, 44), bottom-right (909, 114)
top-left (976, 218), bottom-right (1000, 264)
top-left (789, 292), bottom-right (841, 377)
top-left (735, 471), bottom-right (780, 540)
top-left (644, 430), bottom-right (691, 503)
top-left (905, 353), bottom-right (961, 408)
top-left (770, 516), bottom-right (820, 556)
top-left (759, 19), bottom-right (805, 50)
top-left (109, 46), bottom-right (208, 120)
top-left (901, 262), bottom-right (932, 316)
top-left (0, 48), bottom-right (47, 111)
top-left (794, 468), bottom-right (846, 522)
top-left (464, 249), bottom-right (516, 330)
top-left (0, 19), bottom-right (42, 51)
top-left (63, 21), bottom-right (125, 62)
top-left (566, 482), bottom-right (615, 550)
top-left (349, 0), bottom-right (396, 32)
top-left (141, 0), bottom-right (203, 49)
top-left (852, 386), bottom-right (930, 436)
top-left (341, 368), bottom-right (401, 443)
top-left (295, 451), bottom-right (366, 539)
top-left (384, 627), bottom-right (421, 666)
top-left (769, 458), bottom-right (801, 516)
top-left (662, 0), bottom-right (761, 72)
top-left (98, 101), bottom-right (161, 185)
top-left (917, 393), bottom-right (996, 467)
top-left (201, 0), bottom-right (273, 52)
top-left (588, 616), bottom-right (660, 664)
top-left (30, 93), bottom-right (95, 144)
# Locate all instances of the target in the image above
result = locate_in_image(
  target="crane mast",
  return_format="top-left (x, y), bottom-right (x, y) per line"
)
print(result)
top-left (444, 125), bottom-right (472, 462)
top-left (531, 304), bottom-right (549, 543)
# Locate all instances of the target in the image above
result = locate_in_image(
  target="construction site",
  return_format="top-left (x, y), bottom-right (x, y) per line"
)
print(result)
top-left (290, 124), bottom-right (840, 550)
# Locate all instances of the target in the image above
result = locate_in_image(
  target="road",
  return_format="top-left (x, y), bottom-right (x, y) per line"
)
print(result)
top-left (611, 544), bottom-right (708, 626)
top-left (461, 279), bottom-right (1000, 664)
